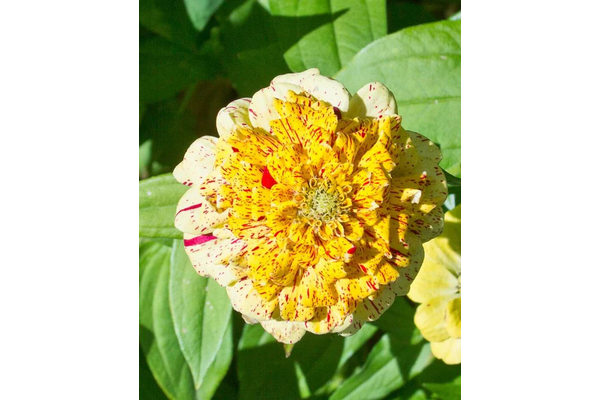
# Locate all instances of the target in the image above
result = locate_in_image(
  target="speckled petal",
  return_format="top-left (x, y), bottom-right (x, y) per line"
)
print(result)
top-left (175, 187), bottom-right (229, 235)
top-left (347, 82), bottom-right (398, 119)
top-left (216, 98), bottom-right (253, 140)
top-left (272, 68), bottom-right (351, 113)
top-left (260, 319), bottom-right (306, 344)
top-left (183, 232), bottom-right (247, 286)
top-left (248, 82), bottom-right (304, 133)
top-left (431, 338), bottom-right (461, 365)
top-left (175, 137), bottom-right (218, 186)
top-left (226, 278), bottom-right (278, 322)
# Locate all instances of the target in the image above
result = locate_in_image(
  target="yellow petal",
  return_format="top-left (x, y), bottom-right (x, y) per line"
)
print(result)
top-left (431, 338), bottom-right (461, 365)
top-left (414, 295), bottom-right (456, 342)
top-left (446, 297), bottom-right (461, 338)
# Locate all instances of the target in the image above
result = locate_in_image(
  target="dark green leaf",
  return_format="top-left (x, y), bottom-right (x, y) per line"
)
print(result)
top-left (139, 174), bottom-right (187, 239)
top-left (140, 0), bottom-right (198, 49)
top-left (184, 0), bottom-right (225, 31)
top-left (387, 1), bottom-right (436, 34)
top-left (139, 37), bottom-right (215, 103)
top-left (169, 240), bottom-right (233, 391)
top-left (336, 21), bottom-right (461, 176)
top-left (139, 347), bottom-right (168, 400)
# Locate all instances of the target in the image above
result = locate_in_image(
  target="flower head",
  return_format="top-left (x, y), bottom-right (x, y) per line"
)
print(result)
top-left (174, 69), bottom-right (447, 344)
top-left (408, 205), bottom-right (461, 364)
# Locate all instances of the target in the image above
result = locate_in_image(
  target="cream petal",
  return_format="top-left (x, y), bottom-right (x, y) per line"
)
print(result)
top-left (272, 68), bottom-right (351, 112)
top-left (347, 82), bottom-right (397, 119)
top-left (338, 288), bottom-right (395, 337)
top-left (260, 320), bottom-right (306, 345)
top-left (175, 136), bottom-right (218, 186)
top-left (248, 81), bottom-right (304, 133)
top-left (389, 244), bottom-right (424, 296)
top-left (175, 186), bottom-right (229, 235)
top-left (431, 338), bottom-right (461, 365)
top-left (183, 232), bottom-right (247, 286)
top-left (216, 98), bottom-right (252, 140)
top-left (226, 278), bottom-right (278, 322)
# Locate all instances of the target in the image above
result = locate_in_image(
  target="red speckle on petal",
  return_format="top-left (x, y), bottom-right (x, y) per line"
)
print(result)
top-left (261, 166), bottom-right (277, 189)
top-left (231, 147), bottom-right (240, 153)
top-left (347, 246), bottom-right (356, 255)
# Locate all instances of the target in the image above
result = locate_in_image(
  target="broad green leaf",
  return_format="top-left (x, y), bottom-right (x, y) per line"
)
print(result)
top-left (237, 325), bottom-right (299, 400)
top-left (184, 0), bottom-right (224, 31)
top-left (169, 240), bottom-right (233, 391)
top-left (139, 37), bottom-right (215, 103)
top-left (237, 324), bottom-right (346, 399)
top-left (269, 0), bottom-right (387, 76)
top-left (139, 174), bottom-right (187, 239)
top-left (140, 0), bottom-right (198, 49)
top-left (336, 21), bottom-right (461, 176)
top-left (424, 378), bottom-right (461, 400)
top-left (139, 241), bottom-right (196, 399)
top-left (338, 323), bottom-right (378, 368)
top-left (216, 0), bottom-right (292, 96)
top-left (330, 334), bottom-right (434, 400)
top-left (140, 240), bottom-right (233, 400)
top-left (139, 347), bottom-right (168, 400)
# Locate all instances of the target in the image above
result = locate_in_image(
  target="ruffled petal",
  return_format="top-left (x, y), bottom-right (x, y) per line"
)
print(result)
top-left (260, 319), bottom-right (306, 344)
top-left (248, 82), bottom-right (303, 133)
top-left (175, 187), bottom-right (229, 235)
top-left (431, 338), bottom-right (461, 365)
top-left (226, 278), bottom-right (278, 322)
top-left (183, 232), bottom-right (247, 286)
top-left (414, 295), bottom-right (457, 342)
top-left (216, 98), bottom-right (253, 139)
top-left (272, 68), bottom-right (351, 112)
top-left (407, 259), bottom-right (458, 304)
top-left (445, 297), bottom-right (461, 338)
top-left (347, 82), bottom-right (397, 119)
top-left (173, 137), bottom-right (218, 186)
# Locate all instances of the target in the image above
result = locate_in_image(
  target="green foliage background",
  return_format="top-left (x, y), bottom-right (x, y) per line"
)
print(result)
top-left (140, 0), bottom-right (461, 398)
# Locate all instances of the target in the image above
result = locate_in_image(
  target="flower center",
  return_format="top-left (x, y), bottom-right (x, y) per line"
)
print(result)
top-left (298, 179), bottom-right (344, 222)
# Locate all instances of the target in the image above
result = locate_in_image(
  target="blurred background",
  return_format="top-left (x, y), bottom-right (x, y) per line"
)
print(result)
top-left (140, 1), bottom-right (461, 399)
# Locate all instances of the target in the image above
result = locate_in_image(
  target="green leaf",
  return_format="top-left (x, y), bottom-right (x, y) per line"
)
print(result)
top-left (169, 240), bottom-right (233, 391)
top-left (140, 0), bottom-right (198, 49)
top-left (387, 1), bottom-right (436, 34)
top-left (139, 241), bottom-right (196, 399)
top-left (139, 37), bottom-right (215, 103)
top-left (338, 323), bottom-right (378, 368)
top-left (237, 325), bottom-right (299, 400)
top-left (139, 174), bottom-right (188, 239)
top-left (269, 0), bottom-right (387, 76)
top-left (237, 324), bottom-right (348, 399)
top-left (140, 240), bottom-right (234, 400)
top-left (139, 347), bottom-right (168, 400)
top-left (216, 0), bottom-right (292, 96)
top-left (336, 20), bottom-right (461, 177)
top-left (330, 334), bottom-right (434, 400)
top-left (424, 378), bottom-right (461, 400)
top-left (184, 0), bottom-right (225, 31)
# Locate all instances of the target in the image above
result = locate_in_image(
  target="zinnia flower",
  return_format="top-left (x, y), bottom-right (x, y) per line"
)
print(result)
top-left (173, 69), bottom-right (447, 344)
top-left (408, 205), bottom-right (461, 364)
